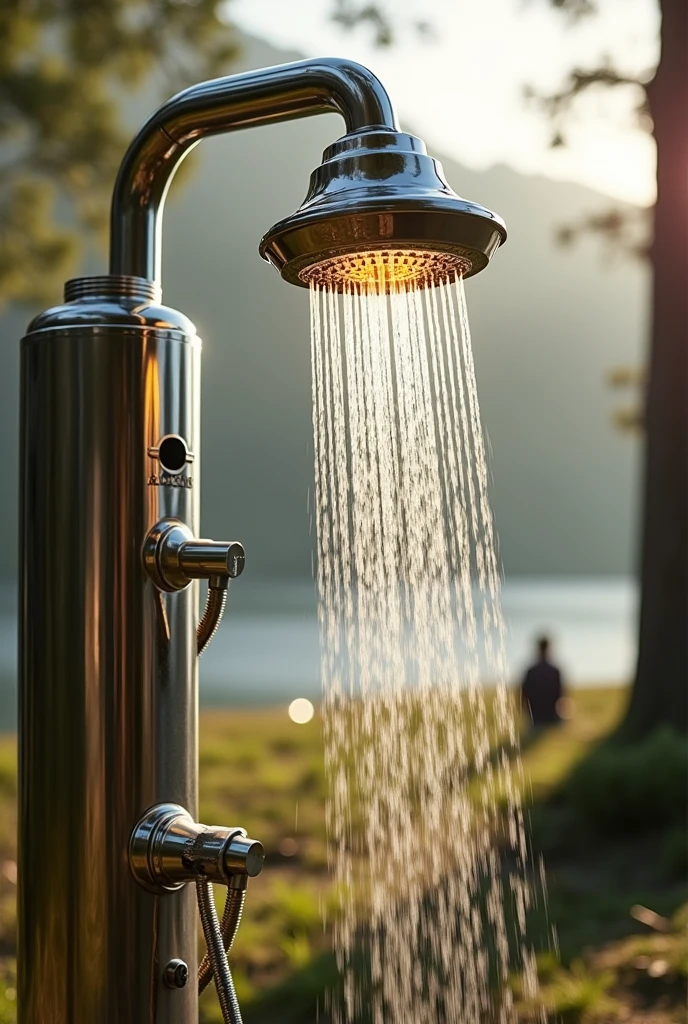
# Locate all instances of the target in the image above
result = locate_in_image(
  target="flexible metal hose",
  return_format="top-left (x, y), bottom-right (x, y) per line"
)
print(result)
top-left (198, 884), bottom-right (246, 994)
top-left (196, 877), bottom-right (243, 1024)
top-left (197, 578), bottom-right (228, 656)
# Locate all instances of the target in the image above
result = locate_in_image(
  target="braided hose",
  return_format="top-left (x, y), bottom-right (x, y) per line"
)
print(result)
top-left (197, 578), bottom-right (228, 656)
top-left (198, 884), bottom-right (247, 994)
top-left (196, 877), bottom-right (243, 1024)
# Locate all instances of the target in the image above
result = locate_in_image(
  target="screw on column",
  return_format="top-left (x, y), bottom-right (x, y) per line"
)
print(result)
top-left (164, 959), bottom-right (189, 989)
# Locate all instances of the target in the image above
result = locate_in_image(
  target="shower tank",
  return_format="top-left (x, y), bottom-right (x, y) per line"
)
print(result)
top-left (17, 58), bottom-right (505, 1022)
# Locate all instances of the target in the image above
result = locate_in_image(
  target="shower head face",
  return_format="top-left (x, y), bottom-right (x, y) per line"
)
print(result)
top-left (259, 129), bottom-right (506, 292)
top-left (302, 249), bottom-right (470, 290)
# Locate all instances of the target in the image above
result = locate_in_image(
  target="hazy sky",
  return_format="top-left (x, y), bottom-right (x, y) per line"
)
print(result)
top-left (230, 0), bottom-right (658, 205)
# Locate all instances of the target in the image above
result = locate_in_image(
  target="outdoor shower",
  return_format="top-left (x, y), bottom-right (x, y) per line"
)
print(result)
top-left (17, 58), bottom-right (505, 1023)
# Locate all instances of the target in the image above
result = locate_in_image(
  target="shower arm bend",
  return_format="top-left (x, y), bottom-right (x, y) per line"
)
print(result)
top-left (109, 57), bottom-right (399, 283)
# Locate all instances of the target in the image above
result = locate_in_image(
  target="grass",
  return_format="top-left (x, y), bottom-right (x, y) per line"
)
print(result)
top-left (0, 687), bottom-right (685, 1023)
top-left (515, 690), bottom-right (688, 1024)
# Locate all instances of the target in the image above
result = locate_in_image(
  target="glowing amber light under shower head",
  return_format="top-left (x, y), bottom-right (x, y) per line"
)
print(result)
top-left (301, 249), bottom-right (471, 291)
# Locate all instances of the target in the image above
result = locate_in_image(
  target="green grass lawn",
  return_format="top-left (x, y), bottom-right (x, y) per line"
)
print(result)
top-left (0, 687), bottom-right (685, 1023)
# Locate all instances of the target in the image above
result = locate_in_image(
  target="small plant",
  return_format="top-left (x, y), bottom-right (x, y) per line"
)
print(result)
top-left (280, 932), bottom-right (312, 969)
top-left (661, 826), bottom-right (688, 879)
top-left (0, 960), bottom-right (16, 1024)
top-left (566, 728), bottom-right (688, 836)
top-left (539, 959), bottom-right (619, 1023)
top-left (270, 879), bottom-right (322, 933)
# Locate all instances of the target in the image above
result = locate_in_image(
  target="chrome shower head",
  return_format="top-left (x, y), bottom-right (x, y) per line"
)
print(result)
top-left (260, 127), bottom-right (506, 292)
top-left (108, 57), bottom-right (505, 292)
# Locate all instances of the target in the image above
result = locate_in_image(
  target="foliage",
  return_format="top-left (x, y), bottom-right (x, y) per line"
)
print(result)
top-left (518, 958), bottom-right (620, 1023)
top-left (0, 960), bottom-right (15, 1024)
top-left (529, 0), bottom-right (655, 117)
top-left (525, 62), bottom-right (653, 150)
top-left (565, 728), bottom-right (688, 836)
top-left (516, 913), bottom-right (688, 1024)
top-left (523, 0), bottom-right (655, 267)
top-left (0, 0), bottom-right (431, 310)
top-left (331, 0), bottom-right (396, 45)
top-left (0, 688), bottom-right (685, 1022)
top-left (557, 207), bottom-right (650, 262)
top-left (545, 0), bottom-right (597, 16)
top-left (339, 1), bottom-right (687, 739)
top-left (661, 827), bottom-right (688, 880)
top-left (0, 0), bottom-right (241, 306)
top-left (537, 0), bottom-right (688, 745)
top-left (331, 0), bottom-right (432, 46)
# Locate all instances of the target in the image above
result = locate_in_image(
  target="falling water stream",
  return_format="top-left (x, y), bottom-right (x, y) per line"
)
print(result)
top-left (310, 262), bottom-right (543, 1022)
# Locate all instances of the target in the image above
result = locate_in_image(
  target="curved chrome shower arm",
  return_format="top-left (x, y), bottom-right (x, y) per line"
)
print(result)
top-left (110, 57), bottom-right (399, 282)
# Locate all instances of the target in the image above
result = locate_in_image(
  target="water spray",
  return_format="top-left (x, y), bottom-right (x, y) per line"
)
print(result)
top-left (18, 58), bottom-right (505, 1023)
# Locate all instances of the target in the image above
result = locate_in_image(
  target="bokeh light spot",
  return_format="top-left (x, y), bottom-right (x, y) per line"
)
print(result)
top-left (288, 698), bottom-right (315, 724)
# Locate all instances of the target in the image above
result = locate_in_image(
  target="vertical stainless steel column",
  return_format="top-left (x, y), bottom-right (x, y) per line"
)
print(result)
top-left (15, 57), bottom-right (405, 1023)
top-left (18, 275), bottom-right (201, 1023)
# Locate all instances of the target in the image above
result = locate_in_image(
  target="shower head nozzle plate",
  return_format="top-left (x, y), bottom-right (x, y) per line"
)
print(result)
top-left (301, 249), bottom-right (472, 290)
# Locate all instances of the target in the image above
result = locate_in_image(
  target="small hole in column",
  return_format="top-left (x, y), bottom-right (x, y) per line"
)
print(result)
top-left (158, 435), bottom-right (188, 475)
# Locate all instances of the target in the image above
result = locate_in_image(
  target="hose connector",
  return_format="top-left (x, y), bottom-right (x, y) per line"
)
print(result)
top-left (129, 803), bottom-right (264, 893)
top-left (144, 518), bottom-right (245, 592)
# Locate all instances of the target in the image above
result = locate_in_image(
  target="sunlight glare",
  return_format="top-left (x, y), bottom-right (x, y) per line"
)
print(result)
top-left (288, 698), bottom-right (315, 724)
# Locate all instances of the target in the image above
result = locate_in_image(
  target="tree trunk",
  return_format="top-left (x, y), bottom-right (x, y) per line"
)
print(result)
top-left (622, 0), bottom-right (688, 739)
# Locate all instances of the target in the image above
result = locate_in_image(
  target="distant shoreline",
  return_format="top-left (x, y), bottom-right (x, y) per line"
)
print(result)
top-left (0, 680), bottom-right (630, 737)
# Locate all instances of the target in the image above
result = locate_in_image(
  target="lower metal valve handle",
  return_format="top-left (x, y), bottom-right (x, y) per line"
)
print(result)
top-left (144, 518), bottom-right (245, 592)
top-left (129, 803), bottom-right (264, 893)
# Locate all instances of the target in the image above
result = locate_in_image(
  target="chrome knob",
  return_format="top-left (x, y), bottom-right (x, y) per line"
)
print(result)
top-left (129, 803), bottom-right (264, 893)
top-left (143, 518), bottom-right (245, 592)
top-left (225, 833), bottom-right (265, 878)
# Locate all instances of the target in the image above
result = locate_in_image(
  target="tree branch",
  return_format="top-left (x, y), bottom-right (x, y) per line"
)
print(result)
top-left (524, 60), bottom-right (653, 147)
top-left (539, 0), bottom-right (598, 20)
top-left (331, 0), bottom-right (432, 46)
top-left (0, 0), bottom-right (241, 307)
top-left (557, 205), bottom-right (651, 261)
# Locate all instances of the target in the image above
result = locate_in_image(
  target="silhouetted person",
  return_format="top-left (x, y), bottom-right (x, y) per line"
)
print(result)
top-left (521, 636), bottom-right (563, 727)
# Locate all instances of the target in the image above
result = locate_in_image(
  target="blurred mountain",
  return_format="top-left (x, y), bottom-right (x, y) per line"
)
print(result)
top-left (0, 33), bottom-right (645, 582)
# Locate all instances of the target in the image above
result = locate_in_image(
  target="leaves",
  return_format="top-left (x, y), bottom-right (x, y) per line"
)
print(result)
top-left (556, 206), bottom-right (651, 262)
top-left (332, 1), bottom-right (395, 45)
top-left (331, 0), bottom-right (432, 46)
top-left (542, 0), bottom-right (598, 20)
top-left (525, 5), bottom-right (658, 265)
top-left (556, 203), bottom-right (650, 432)
top-left (524, 60), bottom-right (654, 150)
top-left (0, 179), bottom-right (78, 304)
top-left (0, 0), bottom-right (241, 307)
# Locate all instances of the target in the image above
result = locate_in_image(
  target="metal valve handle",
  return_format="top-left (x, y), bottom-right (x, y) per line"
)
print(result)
top-left (144, 518), bottom-right (245, 592)
top-left (129, 803), bottom-right (264, 893)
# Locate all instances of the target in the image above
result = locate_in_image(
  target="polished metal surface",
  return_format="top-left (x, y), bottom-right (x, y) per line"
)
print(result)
top-left (143, 517), bottom-right (245, 591)
top-left (164, 958), bottom-right (190, 991)
top-left (18, 277), bottom-right (201, 1023)
top-left (197, 582), bottom-right (229, 657)
top-left (224, 835), bottom-right (265, 878)
top-left (179, 540), bottom-right (245, 580)
top-left (109, 56), bottom-right (504, 291)
top-left (148, 434), bottom-right (195, 475)
top-left (129, 804), bottom-right (265, 891)
top-left (195, 878), bottom-right (243, 1024)
top-left (110, 58), bottom-right (398, 282)
top-left (260, 128), bottom-right (507, 288)
top-left (19, 53), bottom-right (506, 1024)
top-left (198, 881), bottom-right (247, 995)
top-left (164, 960), bottom-right (190, 990)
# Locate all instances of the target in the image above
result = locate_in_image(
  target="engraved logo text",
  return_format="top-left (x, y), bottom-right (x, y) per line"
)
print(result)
top-left (148, 473), bottom-right (193, 489)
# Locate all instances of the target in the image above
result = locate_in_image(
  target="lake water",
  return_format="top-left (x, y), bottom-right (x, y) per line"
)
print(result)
top-left (0, 577), bottom-right (635, 728)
